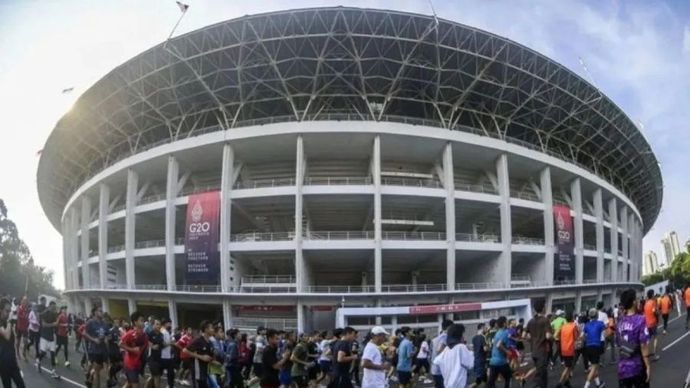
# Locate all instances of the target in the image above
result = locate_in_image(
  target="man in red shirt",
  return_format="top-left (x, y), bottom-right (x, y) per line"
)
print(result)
top-left (175, 327), bottom-right (193, 386)
top-left (119, 311), bottom-right (148, 388)
top-left (14, 296), bottom-right (29, 361)
top-left (55, 306), bottom-right (70, 367)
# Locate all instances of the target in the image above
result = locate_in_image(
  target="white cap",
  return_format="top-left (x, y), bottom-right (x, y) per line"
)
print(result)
top-left (371, 326), bottom-right (389, 336)
top-left (556, 309), bottom-right (565, 316)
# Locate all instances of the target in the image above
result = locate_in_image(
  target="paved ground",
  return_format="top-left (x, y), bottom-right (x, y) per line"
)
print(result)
top-left (13, 311), bottom-right (690, 387)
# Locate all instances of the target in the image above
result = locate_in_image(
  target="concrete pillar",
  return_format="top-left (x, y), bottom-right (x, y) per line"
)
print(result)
top-left (101, 297), bottom-right (110, 314)
top-left (570, 178), bottom-right (583, 284)
top-left (373, 136), bottom-right (382, 292)
top-left (496, 154), bottom-right (512, 286)
top-left (70, 208), bottom-right (80, 289)
top-left (609, 199), bottom-right (618, 282)
top-left (541, 167), bottom-right (554, 285)
top-left (220, 145), bottom-right (234, 293)
top-left (391, 315), bottom-right (398, 331)
top-left (84, 298), bottom-right (93, 317)
top-left (593, 189), bottom-right (604, 283)
top-left (168, 300), bottom-right (178, 329)
top-left (443, 143), bottom-right (456, 290)
top-left (125, 169), bottom-right (138, 289)
top-left (296, 301), bottom-right (305, 333)
top-left (222, 300), bottom-right (232, 330)
top-left (621, 207), bottom-right (629, 282)
top-left (165, 156), bottom-right (179, 291)
top-left (98, 185), bottom-right (109, 289)
top-left (62, 218), bottom-right (70, 290)
top-left (127, 298), bottom-right (137, 315)
top-left (575, 290), bottom-right (582, 313)
top-left (81, 197), bottom-right (91, 289)
top-left (295, 136), bottom-right (305, 292)
top-left (545, 293), bottom-right (554, 314)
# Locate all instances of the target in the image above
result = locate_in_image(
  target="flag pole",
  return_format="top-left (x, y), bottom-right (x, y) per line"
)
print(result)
top-left (164, 9), bottom-right (188, 48)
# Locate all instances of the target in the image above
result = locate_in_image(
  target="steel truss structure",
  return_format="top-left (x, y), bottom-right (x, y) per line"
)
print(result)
top-left (38, 7), bottom-right (662, 231)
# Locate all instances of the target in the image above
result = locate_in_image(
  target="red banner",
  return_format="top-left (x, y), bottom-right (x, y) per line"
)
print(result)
top-left (409, 303), bottom-right (482, 315)
top-left (554, 205), bottom-right (575, 279)
top-left (238, 305), bottom-right (295, 312)
top-left (184, 191), bottom-right (221, 283)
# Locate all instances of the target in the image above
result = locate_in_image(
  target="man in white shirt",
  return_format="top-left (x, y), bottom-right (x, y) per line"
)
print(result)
top-left (160, 318), bottom-right (175, 388)
top-left (433, 323), bottom-right (473, 388)
top-left (361, 326), bottom-right (390, 388)
top-left (430, 319), bottom-right (453, 388)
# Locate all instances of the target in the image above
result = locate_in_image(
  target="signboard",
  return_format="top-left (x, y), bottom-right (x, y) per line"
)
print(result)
top-left (409, 302), bottom-right (482, 315)
top-left (184, 191), bottom-right (220, 283)
top-left (554, 205), bottom-right (575, 279)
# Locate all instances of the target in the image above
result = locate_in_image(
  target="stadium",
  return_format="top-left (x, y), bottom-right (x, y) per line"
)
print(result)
top-left (37, 7), bottom-right (662, 333)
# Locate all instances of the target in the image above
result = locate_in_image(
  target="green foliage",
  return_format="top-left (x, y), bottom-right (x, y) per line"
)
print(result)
top-left (0, 199), bottom-right (58, 299)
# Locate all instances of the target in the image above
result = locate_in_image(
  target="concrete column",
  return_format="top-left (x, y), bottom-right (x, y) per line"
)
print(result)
top-left (62, 219), bottom-right (70, 290)
top-left (295, 136), bottom-right (305, 292)
top-left (296, 301), bottom-right (305, 333)
top-left (443, 143), bottom-right (456, 290)
top-left (165, 156), bottom-right (179, 291)
top-left (81, 197), bottom-right (91, 289)
top-left (496, 154), bottom-right (512, 286)
top-left (101, 297), bottom-right (110, 314)
top-left (98, 184), bottom-right (109, 289)
top-left (621, 207), bottom-right (629, 282)
top-left (373, 136), bottom-right (382, 292)
top-left (593, 189), bottom-right (604, 283)
top-left (570, 178), bottom-right (584, 284)
top-left (222, 300), bottom-right (233, 330)
top-left (575, 290), bottom-right (582, 313)
top-left (125, 169), bottom-right (138, 289)
top-left (545, 293), bottom-right (554, 314)
top-left (540, 167), bottom-right (554, 285)
top-left (220, 145), bottom-right (234, 293)
top-left (70, 208), bottom-right (80, 289)
top-left (168, 300), bottom-right (178, 329)
top-left (128, 298), bottom-right (137, 315)
top-left (84, 298), bottom-right (93, 317)
top-left (609, 199), bottom-right (618, 282)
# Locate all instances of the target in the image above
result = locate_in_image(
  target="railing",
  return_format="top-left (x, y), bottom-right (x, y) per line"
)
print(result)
top-left (513, 236), bottom-right (545, 245)
top-left (232, 317), bottom-right (297, 331)
top-left (456, 233), bottom-right (500, 242)
top-left (454, 182), bottom-right (498, 194)
top-left (241, 275), bottom-right (296, 284)
top-left (382, 231), bottom-right (446, 240)
top-left (107, 244), bottom-right (125, 253)
top-left (173, 284), bottom-right (223, 293)
top-left (305, 283), bottom-right (448, 293)
top-left (139, 193), bottom-right (166, 205)
top-left (230, 232), bottom-right (295, 242)
top-left (176, 237), bottom-right (185, 245)
top-left (510, 276), bottom-right (532, 288)
top-left (511, 190), bottom-right (540, 201)
top-left (233, 178), bottom-right (295, 189)
top-left (304, 231), bottom-right (374, 240)
top-left (455, 282), bottom-right (505, 290)
top-left (304, 176), bottom-right (372, 185)
top-left (584, 243), bottom-right (597, 251)
top-left (237, 285), bottom-right (297, 293)
top-left (135, 240), bottom-right (165, 249)
top-left (179, 184), bottom-right (221, 196)
top-left (134, 284), bottom-right (168, 290)
top-left (381, 177), bottom-right (443, 188)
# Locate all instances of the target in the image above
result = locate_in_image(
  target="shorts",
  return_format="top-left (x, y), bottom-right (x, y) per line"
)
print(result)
top-left (473, 364), bottom-right (487, 382)
top-left (397, 371), bottom-right (412, 384)
top-left (318, 360), bottom-right (332, 373)
top-left (279, 369), bottom-right (292, 385)
top-left (647, 326), bottom-right (657, 336)
top-left (562, 356), bottom-right (574, 368)
top-left (584, 346), bottom-right (602, 365)
top-left (88, 352), bottom-right (106, 365)
top-left (415, 358), bottom-right (430, 372)
top-left (39, 338), bottom-right (56, 353)
top-left (124, 367), bottom-right (140, 383)
top-left (253, 362), bottom-right (264, 378)
top-left (149, 360), bottom-right (162, 376)
top-left (14, 328), bottom-right (27, 340)
top-left (308, 362), bottom-right (320, 379)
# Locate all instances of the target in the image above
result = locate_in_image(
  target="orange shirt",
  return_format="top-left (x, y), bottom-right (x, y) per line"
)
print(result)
top-left (685, 288), bottom-right (690, 307)
top-left (659, 295), bottom-right (672, 315)
top-left (644, 299), bottom-right (657, 328)
top-left (559, 322), bottom-right (578, 357)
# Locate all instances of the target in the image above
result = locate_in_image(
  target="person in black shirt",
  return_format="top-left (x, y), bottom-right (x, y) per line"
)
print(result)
top-left (333, 327), bottom-right (358, 388)
top-left (38, 301), bottom-right (60, 379)
top-left (0, 298), bottom-right (26, 388)
top-left (146, 319), bottom-right (165, 388)
top-left (183, 321), bottom-right (215, 388)
top-left (105, 316), bottom-right (123, 388)
top-left (261, 329), bottom-right (290, 388)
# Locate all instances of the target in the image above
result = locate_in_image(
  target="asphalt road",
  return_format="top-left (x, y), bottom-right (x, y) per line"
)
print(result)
top-left (13, 311), bottom-right (690, 388)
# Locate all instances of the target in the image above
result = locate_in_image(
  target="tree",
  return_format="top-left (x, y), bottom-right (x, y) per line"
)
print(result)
top-left (0, 199), bottom-right (58, 299)
top-left (641, 248), bottom-right (690, 289)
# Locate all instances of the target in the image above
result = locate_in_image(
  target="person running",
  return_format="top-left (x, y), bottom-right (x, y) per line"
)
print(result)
top-left (557, 312), bottom-right (578, 388)
top-left (261, 328), bottom-right (290, 388)
top-left (616, 288), bottom-right (652, 387)
top-left (14, 296), bottom-right (29, 362)
top-left (224, 328), bottom-right (243, 388)
top-left (524, 300), bottom-right (552, 388)
top-left (487, 316), bottom-right (511, 388)
top-left (146, 319), bottom-right (165, 388)
top-left (159, 319), bottom-right (176, 388)
top-left (249, 327), bottom-right (267, 386)
top-left (361, 326), bottom-right (389, 388)
top-left (604, 312), bottom-right (617, 365)
top-left (120, 311), bottom-right (149, 388)
top-left (414, 334), bottom-right (431, 384)
top-left (0, 298), bottom-right (26, 388)
top-left (55, 306), bottom-right (70, 367)
top-left (432, 323), bottom-right (473, 387)
top-left (84, 306), bottom-right (108, 388)
top-left (26, 303), bottom-right (40, 359)
top-left (332, 327), bottom-right (358, 388)
top-left (350, 332), bottom-right (361, 387)
top-left (105, 316), bottom-right (123, 388)
top-left (36, 301), bottom-right (61, 379)
top-left (175, 327), bottom-right (194, 386)
top-left (470, 323), bottom-right (488, 388)
top-left (430, 320), bottom-right (452, 388)
top-left (659, 289), bottom-right (673, 335)
top-left (551, 310), bottom-right (567, 366)
top-left (583, 308), bottom-right (606, 388)
top-left (396, 327), bottom-right (415, 388)
top-left (317, 331), bottom-right (334, 386)
top-left (290, 333), bottom-right (313, 388)
top-left (643, 289), bottom-right (660, 360)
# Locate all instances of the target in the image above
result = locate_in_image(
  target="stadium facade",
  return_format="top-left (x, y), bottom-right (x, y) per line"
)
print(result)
top-left (37, 7), bottom-right (662, 332)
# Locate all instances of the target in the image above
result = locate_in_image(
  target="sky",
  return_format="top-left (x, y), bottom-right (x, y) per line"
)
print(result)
top-left (1, 0), bottom-right (689, 289)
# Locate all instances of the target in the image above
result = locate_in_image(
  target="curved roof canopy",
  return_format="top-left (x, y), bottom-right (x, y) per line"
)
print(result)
top-left (38, 6), bottom-right (662, 232)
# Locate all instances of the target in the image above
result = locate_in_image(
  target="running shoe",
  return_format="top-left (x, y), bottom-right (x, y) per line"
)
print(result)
top-left (65, 361), bottom-right (71, 367)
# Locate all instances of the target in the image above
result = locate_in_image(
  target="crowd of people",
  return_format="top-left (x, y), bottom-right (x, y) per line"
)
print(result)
top-left (1, 284), bottom-right (689, 388)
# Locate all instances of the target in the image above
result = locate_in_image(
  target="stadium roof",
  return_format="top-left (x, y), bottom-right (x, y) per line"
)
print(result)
top-left (37, 6), bottom-right (662, 232)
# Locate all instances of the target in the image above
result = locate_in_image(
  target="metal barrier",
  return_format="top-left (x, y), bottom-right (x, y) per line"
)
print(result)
top-left (233, 178), bottom-right (295, 189)
top-left (455, 233), bottom-right (500, 242)
top-left (512, 236), bottom-right (545, 245)
top-left (304, 177), bottom-right (372, 185)
top-left (230, 232), bottom-right (295, 242)
top-left (381, 177), bottom-right (443, 188)
top-left (382, 231), bottom-right (446, 240)
top-left (241, 275), bottom-right (296, 284)
top-left (304, 231), bottom-right (375, 240)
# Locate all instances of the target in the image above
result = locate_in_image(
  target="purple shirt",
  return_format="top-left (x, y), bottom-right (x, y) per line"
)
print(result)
top-left (616, 314), bottom-right (649, 379)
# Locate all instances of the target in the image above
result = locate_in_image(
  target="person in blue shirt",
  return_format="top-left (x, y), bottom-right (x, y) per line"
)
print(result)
top-left (582, 308), bottom-right (606, 388)
top-left (396, 327), bottom-right (415, 388)
top-left (487, 316), bottom-right (511, 388)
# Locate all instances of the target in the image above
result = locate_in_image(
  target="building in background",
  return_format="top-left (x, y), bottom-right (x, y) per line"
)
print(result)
top-left (661, 231), bottom-right (681, 266)
top-left (36, 7), bottom-right (661, 333)
top-left (643, 251), bottom-right (660, 276)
